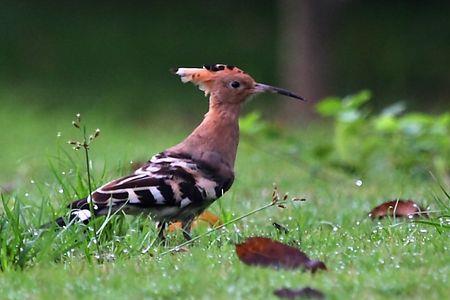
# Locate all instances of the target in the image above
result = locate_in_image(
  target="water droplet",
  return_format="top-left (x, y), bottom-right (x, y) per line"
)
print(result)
top-left (355, 179), bottom-right (363, 187)
top-left (24, 192), bottom-right (29, 197)
top-left (58, 189), bottom-right (64, 194)
top-left (56, 132), bottom-right (62, 137)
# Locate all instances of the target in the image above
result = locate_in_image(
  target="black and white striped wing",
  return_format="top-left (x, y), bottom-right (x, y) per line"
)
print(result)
top-left (86, 153), bottom-right (233, 219)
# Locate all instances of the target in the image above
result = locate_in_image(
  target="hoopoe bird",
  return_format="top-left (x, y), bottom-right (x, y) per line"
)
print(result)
top-left (56, 64), bottom-right (304, 240)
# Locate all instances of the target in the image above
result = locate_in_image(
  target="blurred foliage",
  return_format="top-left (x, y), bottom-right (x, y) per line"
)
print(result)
top-left (239, 111), bottom-right (281, 138)
top-left (239, 90), bottom-right (449, 179)
top-left (316, 91), bottom-right (450, 177)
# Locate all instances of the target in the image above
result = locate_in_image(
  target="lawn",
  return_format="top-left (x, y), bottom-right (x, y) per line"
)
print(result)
top-left (0, 102), bottom-right (448, 299)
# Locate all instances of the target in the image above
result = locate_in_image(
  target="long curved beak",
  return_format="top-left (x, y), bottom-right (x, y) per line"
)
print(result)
top-left (254, 83), bottom-right (306, 101)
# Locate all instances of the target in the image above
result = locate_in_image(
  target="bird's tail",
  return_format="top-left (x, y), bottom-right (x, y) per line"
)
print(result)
top-left (53, 197), bottom-right (96, 227)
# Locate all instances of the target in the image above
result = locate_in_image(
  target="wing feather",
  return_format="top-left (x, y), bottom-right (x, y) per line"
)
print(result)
top-left (88, 153), bottom-right (225, 212)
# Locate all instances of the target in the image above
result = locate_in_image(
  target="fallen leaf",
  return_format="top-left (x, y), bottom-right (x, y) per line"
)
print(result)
top-left (369, 199), bottom-right (428, 219)
top-left (235, 237), bottom-right (326, 273)
top-left (167, 222), bottom-right (183, 232)
top-left (168, 210), bottom-right (222, 233)
top-left (274, 287), bottom-right (325, 299)
top-left (197, 210), bottom-right (222, 226)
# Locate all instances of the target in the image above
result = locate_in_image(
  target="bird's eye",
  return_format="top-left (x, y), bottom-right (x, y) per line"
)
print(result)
top-left (230, 81), bottom-right (240, 89)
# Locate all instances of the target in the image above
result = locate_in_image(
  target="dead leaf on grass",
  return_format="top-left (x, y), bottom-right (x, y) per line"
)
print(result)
top-left (235, 237), bottom-right (326, 273)
top-left (369, 199), bottom-right (428, 219)
top-left (274, 287), bottom-right (325, 299)
top-left (168, 210), bottom-right (222, 233)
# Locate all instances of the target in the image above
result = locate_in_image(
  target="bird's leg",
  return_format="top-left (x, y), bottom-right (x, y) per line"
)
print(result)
top-left (157, 221), bottom-right (167, 242)
top-left (181, 218), bottom-right (194, 241)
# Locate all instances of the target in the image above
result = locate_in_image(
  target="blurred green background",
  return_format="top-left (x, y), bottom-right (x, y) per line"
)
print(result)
top-left (1, 0), bottom-right (449, 183)
top-left (1, 0), bottom-right (449, 117)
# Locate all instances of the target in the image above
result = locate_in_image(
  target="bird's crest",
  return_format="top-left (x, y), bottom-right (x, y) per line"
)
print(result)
top-left (172, 64), bottom-right (245, 96)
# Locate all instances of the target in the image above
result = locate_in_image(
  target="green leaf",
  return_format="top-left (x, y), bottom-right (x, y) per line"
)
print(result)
top-left (316, 97), bottom-right (342, 116)
top-left (343, 90), bottom-right (372, 109)
top-left (374, 115), bottom-right (398, 132)
top-left (239, 112), bottom-right (263, 135)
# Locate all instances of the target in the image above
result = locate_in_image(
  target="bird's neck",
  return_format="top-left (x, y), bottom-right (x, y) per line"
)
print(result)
top-left (169, 100), bottom-right (241, 171)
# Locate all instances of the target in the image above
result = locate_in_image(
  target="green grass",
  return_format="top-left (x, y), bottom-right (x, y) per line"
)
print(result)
top-left (0, 105), bottom-right (449, 300)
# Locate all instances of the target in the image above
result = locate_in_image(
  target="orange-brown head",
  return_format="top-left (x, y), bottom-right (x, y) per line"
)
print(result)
top-left (172, 64), bottom-right (305, 105)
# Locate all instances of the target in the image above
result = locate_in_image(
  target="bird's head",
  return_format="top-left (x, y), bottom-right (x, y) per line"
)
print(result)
top-left (172, 64), bottom-right (305, 105)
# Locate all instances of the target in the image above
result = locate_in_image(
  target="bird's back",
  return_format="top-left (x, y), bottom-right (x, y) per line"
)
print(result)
top-left (84, 151), bottom-right (234, 223)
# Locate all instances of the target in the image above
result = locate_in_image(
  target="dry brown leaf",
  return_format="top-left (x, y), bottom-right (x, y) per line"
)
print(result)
top-left (235, 237), bottom-right (326, 273)
top-left (197, 210), bottom-right (222, 226)
top-left (369, 199), bottom-right (428, 219)
top-left (167, 210), bottom-right (222, 233)
top-left (167, 222), bottom-right (183, 232)
top-left (274, 287), bottom-right (325, 299)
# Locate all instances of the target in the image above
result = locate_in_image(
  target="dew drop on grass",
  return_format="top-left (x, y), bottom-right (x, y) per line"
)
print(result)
top-left (355, 179), bottom-right (363, 187)
top-left (30, 180), bottom-right (35, 184)
top-left (58, 189), bottom-right (64, 194)
top-left (24, 192), bottom-right (29, 197)
top-left (57, 132), bottom-right (62, 137)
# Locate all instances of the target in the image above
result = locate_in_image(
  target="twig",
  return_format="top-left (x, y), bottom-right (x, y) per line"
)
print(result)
top-left (158, 197), bottom-right (291, 256)
top-left (69, 114), bottom-right (102, 258)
